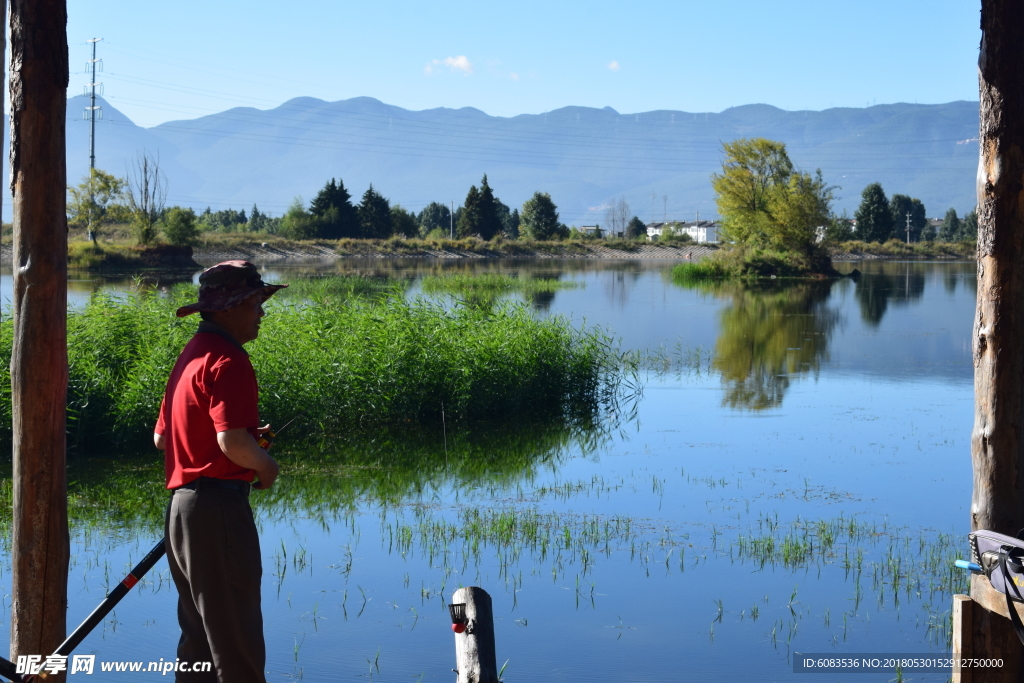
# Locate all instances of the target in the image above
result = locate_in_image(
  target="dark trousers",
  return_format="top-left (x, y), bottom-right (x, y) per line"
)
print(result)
top-left (165, 481), bottom-right (266, 683)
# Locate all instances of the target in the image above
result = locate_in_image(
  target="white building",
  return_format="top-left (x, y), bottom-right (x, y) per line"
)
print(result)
top-left (646, 221), bottom-right (719, 243)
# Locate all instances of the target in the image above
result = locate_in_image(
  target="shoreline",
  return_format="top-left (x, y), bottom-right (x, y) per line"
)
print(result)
top-left (0, 241), bottom-right (977, 267)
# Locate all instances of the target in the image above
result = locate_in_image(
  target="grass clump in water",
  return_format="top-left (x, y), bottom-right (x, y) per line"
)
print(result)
top-left (0, 284), bottom-right (630, 450)
top-left (420, 273), bottom-right (579, 299)
top-left (672, 245), bottom-right (839, 282)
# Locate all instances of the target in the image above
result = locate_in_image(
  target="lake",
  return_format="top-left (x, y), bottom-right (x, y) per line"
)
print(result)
top-left (0, 258), bottom-right (978, 681)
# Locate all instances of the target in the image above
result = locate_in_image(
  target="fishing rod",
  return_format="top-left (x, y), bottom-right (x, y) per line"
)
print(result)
top-left (257, 412), bottom-right (303, 449)
top-left (3, 414), bottom-right (302, 682)
top-left (0, 540), bottom-right (167, 682)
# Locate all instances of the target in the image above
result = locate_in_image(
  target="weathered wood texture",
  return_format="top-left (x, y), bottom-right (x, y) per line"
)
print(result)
top-left (452, 587), bottom-right (498, 683)
top-left (8, 0), bottom-right (70, 669)
top-left (962, 3), bottom-right (1024, 678)
top-left (954, 595), bottom-right (973, 683)
top-left (953, 589), bottom-right (1024, 683)
top-left (973, 0), bottom-right (1024, 535)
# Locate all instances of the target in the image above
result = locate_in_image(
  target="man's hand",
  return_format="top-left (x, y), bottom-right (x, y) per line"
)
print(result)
top-left (256, 423), bottom-right (274, 450)
top-left (217, 428), bottom-right (280, 490)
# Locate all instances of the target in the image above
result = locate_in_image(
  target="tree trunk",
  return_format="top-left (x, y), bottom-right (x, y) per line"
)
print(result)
top-left (972, 0), bottom-right (1024, 536)
top-left (8, 0), bottom-right (70, 669)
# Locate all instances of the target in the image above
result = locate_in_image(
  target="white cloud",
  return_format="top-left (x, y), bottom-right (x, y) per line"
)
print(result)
top-left (426, 55), bottom-right (474, 75)
top-left (510, 72), bottom-right (520, 81)
top-left (608, 60), bottom-right (620, 71)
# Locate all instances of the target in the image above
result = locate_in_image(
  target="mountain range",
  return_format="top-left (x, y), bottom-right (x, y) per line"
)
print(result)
top-left (59, 95), bottom-right (979, 226)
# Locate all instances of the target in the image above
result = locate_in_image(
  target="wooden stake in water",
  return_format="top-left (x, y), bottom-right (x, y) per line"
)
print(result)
top-left (452, 587), bottom-right (498, 683)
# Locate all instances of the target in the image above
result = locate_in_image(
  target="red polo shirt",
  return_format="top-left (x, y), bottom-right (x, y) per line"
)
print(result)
top-left (155, 324), bottom-right (260, 488)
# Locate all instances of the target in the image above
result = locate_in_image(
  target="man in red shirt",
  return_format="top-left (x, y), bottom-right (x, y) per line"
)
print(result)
top-left (154, 261), bottom-right (286, 682)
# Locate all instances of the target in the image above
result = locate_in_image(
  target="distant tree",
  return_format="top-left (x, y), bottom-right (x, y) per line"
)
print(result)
top-left (309, 177), bottom-right (358, 239)
top-left (712, 138), bottom-right (793, 246)
top-left (418, 202), bottom-right (452, 237)
top-left (248, 204), bottom-right (268, 233)
top-left (125, 151), bottom-right (167, 245)
top-left (520, 192), bottom-right (561, 240)
top-left (938, 208), bottom-right (961, 242)
top-left (854, 183), bottom-right (893, 243)
top-left (503, 207), bottom-right (520, 239)
top-left (961, 208), bottom-right (979, 241)
top-left (625, 215), bottom-right (646, 239)
top-left (921, 222), bottom-right (937, 242)
top-left (280, 197), bottom-right (318, 239)
top-left (604, 198), bottom-right (630, 236)
top-left (162, 206), bottom-right (199, 245)
top-left (712, 138), bottom-right (832, 254)
top-left (358, 185), bottom-right (392, 239)
top-left (457, 184), bottom-right (482, 237)
top-left (390, 205), bottom-right (419, 238)
top-left (822, 212), bottom-right (855, 243)
top-left (889, 194), bottom-right (927, 242)
top-left (66, 168), bottom-right (126, 228)
top-left (198, 207), bottom-right (248, 232)
top-left (476, 175), bottom-right (503, 240)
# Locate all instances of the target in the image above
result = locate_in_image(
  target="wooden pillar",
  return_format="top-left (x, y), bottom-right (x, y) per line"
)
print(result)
top-left (452, 587), bottom-right (498, 683)
top-left (8, 0), bottom-right (70, 668)
top-left (961, 2), bottom-right (1024, 680)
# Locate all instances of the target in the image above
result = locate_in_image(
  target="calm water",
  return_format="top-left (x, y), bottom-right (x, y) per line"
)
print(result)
top-left (0, 259), bottom-right (978, 681)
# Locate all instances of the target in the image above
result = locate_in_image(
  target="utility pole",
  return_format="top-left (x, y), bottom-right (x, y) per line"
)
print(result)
top-left (85, 38), bottom-right (103, 171)
top-left (84, 38), bottom-right (103, 241)
top-left (450, 200), bottom-right (454, 240)
top-left (905, 211), bottom-right (912, 244)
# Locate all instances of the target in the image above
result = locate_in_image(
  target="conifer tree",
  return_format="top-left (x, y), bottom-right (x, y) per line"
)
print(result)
top-left (457, 185), bottom-right (482, 237)
top-left (358, 185), bottom-right (392, 239)
top-left (476, 175), bottom-right (502, 240)
top-left (854, 183), bottom-right (893, 242)
top-left (938, 208), bottom-right (961, 242)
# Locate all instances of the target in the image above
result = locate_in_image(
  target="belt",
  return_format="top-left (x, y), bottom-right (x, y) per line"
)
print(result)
top-left (173, 476), bottom-right (251, 497)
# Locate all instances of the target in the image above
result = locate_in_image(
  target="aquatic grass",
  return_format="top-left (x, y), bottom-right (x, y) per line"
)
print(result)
top-left (419, 273), bottom-right (579, 298)
top-left (0, 285), bottom-right (633, 450)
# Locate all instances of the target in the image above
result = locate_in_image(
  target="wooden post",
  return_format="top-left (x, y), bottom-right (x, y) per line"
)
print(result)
top-left (8, 0), bottom-right (70, 670)
top-left (958, 2), bottom-right (1024, 681)
top-left (452, 587), bottom-right (498, 683)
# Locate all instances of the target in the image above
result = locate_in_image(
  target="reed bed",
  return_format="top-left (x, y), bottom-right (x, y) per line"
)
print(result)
top-left (419, 273), bottom-right (579, 299)
top-left (0, 283), bottom-right (631, 450)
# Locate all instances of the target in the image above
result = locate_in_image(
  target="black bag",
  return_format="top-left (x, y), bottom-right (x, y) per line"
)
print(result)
top-left (970, 529), bottom-right (1024, 644)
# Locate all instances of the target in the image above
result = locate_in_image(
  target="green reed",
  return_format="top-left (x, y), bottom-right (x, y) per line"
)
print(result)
top-left (419, 273), bottom-right (579, 298)
top-left (0, 283), bottom-right (631, 450)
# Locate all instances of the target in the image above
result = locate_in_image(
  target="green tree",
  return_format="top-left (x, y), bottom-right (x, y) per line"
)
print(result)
top-left (822, 212), bottom-right (854, 243)
top-left (476, 175), bottom-right (502, 240)
top-left (358, 185), bottom-right (392, 239)
top-left (418, 202), bottom-right (452, 237)
top-left (712, 138), bottom-right (831, 254)
top-left (854, 183), bottom-right (893, 243)
top-left (309, 178), bottom-right (358, 239)
top-left (67, 168), bottom-right (126, 228)
top-left (520, 192), bottom-right (561, 240)
top-left (711, 138), bottom-right (794, 247)
top-left (921, 222), bottom-right (937, 242)
top-left (889, 194), bottom-right (927, 242)
top-left (457, 184), bottom-right (482, 237)
top-left (503, 206), bottom-right (520, 239)
top-left (280, 197), bottom-right (318, 239)
top-left (162, 206), bottom-right (199, 245)
top-left (938, 208), bottom-right (961, 242)
top-left (248, 204), bottom-right (267, 233)
top-left (390, 205), bottom-right (420, 238)
top-left (625, 216), bottom-right (646, 239)
top-left (961, 208), bottom-right (979, 241)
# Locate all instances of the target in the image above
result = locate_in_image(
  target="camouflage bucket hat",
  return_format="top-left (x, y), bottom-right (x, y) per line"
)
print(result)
top-left (175, 260), bottom-right (287, 318)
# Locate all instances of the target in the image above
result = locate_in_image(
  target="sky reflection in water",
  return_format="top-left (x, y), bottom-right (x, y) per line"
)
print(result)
top-left (0, 259), bottom-right (978, 681)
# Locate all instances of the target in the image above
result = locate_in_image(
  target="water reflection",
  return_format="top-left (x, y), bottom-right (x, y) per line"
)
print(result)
top-left (854, 263), bottom-right (926, 327)
top-left (44, 420), bottom-right (622, 533)
top-left (712, 281), bottom-right (838, 410)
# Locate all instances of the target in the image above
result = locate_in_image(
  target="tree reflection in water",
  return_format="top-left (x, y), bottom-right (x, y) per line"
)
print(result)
top-left (701, 280), bottom-right (840, 410)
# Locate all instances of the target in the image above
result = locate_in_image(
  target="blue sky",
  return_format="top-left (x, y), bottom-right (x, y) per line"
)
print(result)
top-left (68, 0), bottom-right (981, 128)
